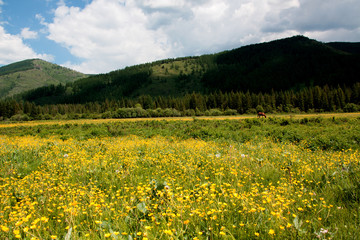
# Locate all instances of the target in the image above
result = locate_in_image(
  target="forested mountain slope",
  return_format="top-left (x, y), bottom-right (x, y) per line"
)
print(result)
top-left (0, 59), bottom-right (87, 99)
top-left (14, 36), bottom-right (360, 105)
top-left (203, 36), bottom-right (360, 92)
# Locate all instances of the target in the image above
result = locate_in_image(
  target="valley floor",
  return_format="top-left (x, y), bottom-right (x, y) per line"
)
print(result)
top-left (1, 113), bottom-right (359, 239)
top-left (1, 112), bottom-right (359, 128)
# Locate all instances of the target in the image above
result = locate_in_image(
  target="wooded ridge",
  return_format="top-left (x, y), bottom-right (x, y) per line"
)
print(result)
top-left (1, 35), bottom-right (359, 120)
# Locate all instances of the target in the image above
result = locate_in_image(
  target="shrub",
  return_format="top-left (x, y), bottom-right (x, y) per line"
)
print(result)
top-left (183, 109), bottom-right (195, 116)
top-left (344, 103), bottom-right (359, 112)
top-left (208, 109), bottom-right (222, 116)
top-left (10, 114), bottom-right (31, 121)
top-left (224, 109), bottom-right (238, 115)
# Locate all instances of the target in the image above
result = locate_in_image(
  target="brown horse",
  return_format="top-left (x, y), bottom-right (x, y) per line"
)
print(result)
top-left (257, 112), bottom-right (266, 118)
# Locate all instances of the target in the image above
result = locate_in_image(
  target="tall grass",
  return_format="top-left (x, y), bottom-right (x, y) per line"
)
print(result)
top-left (0, 116), bottom-right (359, 239)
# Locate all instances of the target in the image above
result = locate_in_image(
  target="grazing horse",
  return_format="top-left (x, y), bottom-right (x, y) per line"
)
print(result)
top-left (257, 112), bottom-right (266, 118)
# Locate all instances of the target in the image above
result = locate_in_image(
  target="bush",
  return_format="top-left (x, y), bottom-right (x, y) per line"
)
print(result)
top-left (224, 109), bottom-right (238, 115)
top-left (246, 108), bottom-right (257, 114)
top-left (101, 111), bottom-right (113, 119)
top-left (148, 109), bottom-right (161, 117)
top-left (208, 109), bottom-right (222, 116)
top-left (10, 114), bottom-right (31, 121)
top-left (115, 108), bottom-right (149, 118)
top-left (344, 103), bottom-right (359, 112)
top-left (41, 114), bottom-right (52, 120)
top-left (133, 107), bottom-right (149, 117)
top-left (183, 109), bottom-right (195, 116)
top-left (159, 108), bottom-right (180, 117)
top-left (195, 108), bottom-right (205, 116)
top-left (256, 105), bottom-right (264, 113)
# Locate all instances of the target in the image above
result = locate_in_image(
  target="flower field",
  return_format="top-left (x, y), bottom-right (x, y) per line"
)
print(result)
top-left (1, 116), bottom-right (360, 239)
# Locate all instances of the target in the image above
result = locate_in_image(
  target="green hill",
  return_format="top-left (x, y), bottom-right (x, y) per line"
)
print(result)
top-left (0, 59), bottom-right (87, 99)
top-left (203, 36), bottom-right (360, 92)
top-left (17, 36), bottom-right (360, 105)
top-left (326, 42), bottom-right (360, 55)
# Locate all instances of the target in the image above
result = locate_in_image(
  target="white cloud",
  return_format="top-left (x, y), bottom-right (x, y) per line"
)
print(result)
top-left (263, 0), bottom-right (360, 32)
top-left (36, 14), bottom-right (47, 26)
top-left (44, 0), bottom-right (360, 73)
top-left (304, 28), bottom-right (360, 43)
top-left (0, 26), bottom-right (53, 65)
top-left (142, 0), bottom-right (185, 9)
top-left (46, 0), bottom-right (171, 73)
top-left (20, 28), bottom-right (38, 39)
top-left (154, 0), bottom-right (302, 54)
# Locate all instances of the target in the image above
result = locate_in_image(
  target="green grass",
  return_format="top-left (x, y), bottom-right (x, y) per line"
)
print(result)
top-left (133, 58), bottom-right (207, 96)
top-left (1, 116), bottom-right (360, 239)
top-left (1, 116), bottom-right (360, 151)
top-left (0, 59), bottom-right (87, 98)
top-left (0, 59), bottom-right (34, 76)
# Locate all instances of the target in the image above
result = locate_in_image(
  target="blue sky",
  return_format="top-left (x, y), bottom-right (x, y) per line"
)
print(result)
top-left (0, 0), bottom-right (87, 66)
top-left (1, 0), bottom-right (359, 74)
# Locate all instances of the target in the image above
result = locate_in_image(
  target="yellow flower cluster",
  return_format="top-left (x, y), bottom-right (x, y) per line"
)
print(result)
top-left (0, 134), bottom-right (358, 239)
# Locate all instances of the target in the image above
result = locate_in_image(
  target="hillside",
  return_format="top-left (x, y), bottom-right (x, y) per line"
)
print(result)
top-left (203, 36), bottom-right (360, 92)
top-left (326, 42), bottom-right (360, 55)
top-left (16, 36), bottom-right (360, 104)
top-left (0, 59), bottom-right (87, 99)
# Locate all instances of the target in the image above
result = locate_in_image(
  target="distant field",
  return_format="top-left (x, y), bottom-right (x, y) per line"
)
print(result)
top-left (0, 112), bottom-right (359, 128)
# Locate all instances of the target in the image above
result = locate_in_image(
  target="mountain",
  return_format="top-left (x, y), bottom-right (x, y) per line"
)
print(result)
top-left (203, 36), bottom-right (360, 92)
top-left (326, 42), bottom-right (360, 55)
top-left (16, 36), bottom-right (360, 105)
top-left (0, 59), bottom-right (87, 99)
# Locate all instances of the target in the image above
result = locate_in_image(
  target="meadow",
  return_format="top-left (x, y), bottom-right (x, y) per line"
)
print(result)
top-left (1, 114), bottom-right (360, 239)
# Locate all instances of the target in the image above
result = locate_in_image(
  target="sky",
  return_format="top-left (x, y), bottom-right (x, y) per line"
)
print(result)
top-left (0, 0), bottom-right (359, 74)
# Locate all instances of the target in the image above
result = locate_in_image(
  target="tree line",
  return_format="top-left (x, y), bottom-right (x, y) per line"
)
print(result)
top-left (1, 83), bottom-right (359, 121)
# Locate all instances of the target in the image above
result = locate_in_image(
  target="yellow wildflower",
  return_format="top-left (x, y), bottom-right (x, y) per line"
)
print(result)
top-left (1, 225), bottom-right (9, 232)
top-left (15, 221), bottom-right (23, 227)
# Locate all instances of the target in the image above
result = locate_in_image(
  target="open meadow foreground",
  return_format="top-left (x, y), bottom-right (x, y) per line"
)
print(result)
top-left (1, 114), bottom-right (360, 239)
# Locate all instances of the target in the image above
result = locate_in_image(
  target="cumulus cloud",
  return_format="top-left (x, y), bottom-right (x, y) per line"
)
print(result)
top-left (304, 28), bottom-right (360, 43)
top-left (45, 0), bottom-right (274, 73)
top-left (134, 0), bottom-right (301, 54)
top-left (0, 26), bottom-right (53, 65)
top-left (35, 14), bottom-right (47, 26)
top-left (44, 0), bottom-right (360, 73)
top-left (263, 0), bottom-right (360, 32)
top-left (47, 0), bottom-right (171, 73)
top-left (20, 28), bottom-right (38, 39)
